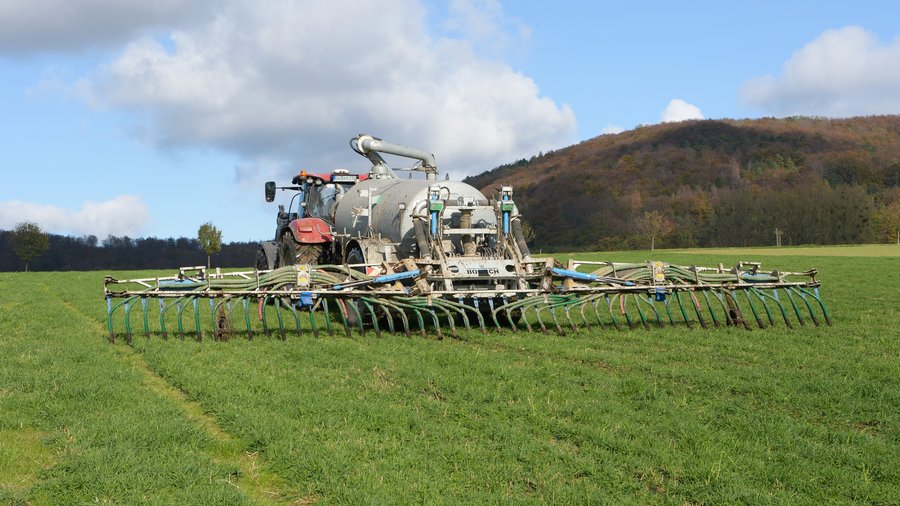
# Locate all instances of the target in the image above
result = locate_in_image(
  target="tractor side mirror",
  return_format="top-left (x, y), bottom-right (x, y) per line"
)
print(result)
top-left (264, 181), bottom-right (276, 202)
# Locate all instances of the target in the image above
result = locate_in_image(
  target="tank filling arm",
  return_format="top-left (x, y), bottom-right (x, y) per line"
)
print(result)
top-left (351, 134), bottom-right (438, 180)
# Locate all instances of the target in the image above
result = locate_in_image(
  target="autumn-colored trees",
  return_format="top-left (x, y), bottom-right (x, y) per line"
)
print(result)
top-left (873, 201), bottom-right (900, 244)
top-left (469, 116), bottom-right (900, 250)
top-left (636, 211), bottom-right (674, 250)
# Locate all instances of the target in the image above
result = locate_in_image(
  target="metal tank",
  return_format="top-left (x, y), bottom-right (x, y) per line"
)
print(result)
top-left (332, 178), bottom-right (497, 258)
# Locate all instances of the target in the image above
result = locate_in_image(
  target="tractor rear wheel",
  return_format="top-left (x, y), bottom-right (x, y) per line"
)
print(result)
top-left (279, 232), bottom-right (323, 266)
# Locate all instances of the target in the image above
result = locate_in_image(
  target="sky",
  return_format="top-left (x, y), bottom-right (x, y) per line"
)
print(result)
top-left (2, 0), bottom-right (900, 242)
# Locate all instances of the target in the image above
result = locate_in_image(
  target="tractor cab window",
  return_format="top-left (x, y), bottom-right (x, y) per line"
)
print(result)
top-left (307, 183), bottom-right (344, 221)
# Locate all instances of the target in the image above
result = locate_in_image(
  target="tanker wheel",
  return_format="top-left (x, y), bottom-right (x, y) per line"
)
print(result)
top-left (279, 232), bottom-right (323, 267)
top-left (345, 246), bottom-right (366, 271)
top-left (497, 308), bottom-right (523, 327)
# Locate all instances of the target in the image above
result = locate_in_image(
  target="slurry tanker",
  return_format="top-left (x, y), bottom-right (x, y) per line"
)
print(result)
top-left (104, 134), bottom-right (829, 341)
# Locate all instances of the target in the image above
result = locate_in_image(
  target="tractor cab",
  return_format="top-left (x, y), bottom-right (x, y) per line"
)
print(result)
top-left (258, 169), bottom-right (368, 270)
top-left (287, 169), bottom-right (368, 223)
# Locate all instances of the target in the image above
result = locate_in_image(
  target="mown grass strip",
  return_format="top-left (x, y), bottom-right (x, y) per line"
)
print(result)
top-left (39, 280), bottom-right (305, 505)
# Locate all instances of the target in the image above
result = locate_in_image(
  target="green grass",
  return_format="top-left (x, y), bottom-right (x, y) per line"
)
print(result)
top-left (1, 245), bottom-right (898, 504)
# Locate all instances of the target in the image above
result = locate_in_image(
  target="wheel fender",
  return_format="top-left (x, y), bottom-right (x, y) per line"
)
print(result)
top-left (347, 238), bottom-right (398, 275)
top-left (288, 217), bottom-right (333, 244)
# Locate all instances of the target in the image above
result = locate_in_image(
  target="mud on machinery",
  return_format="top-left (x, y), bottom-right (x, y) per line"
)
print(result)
top-left (104, 134), bottom-right (830, 341)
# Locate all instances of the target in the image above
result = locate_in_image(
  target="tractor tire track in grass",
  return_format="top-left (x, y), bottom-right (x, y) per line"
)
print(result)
top-left (38, 283), bottom-right (306, 505)
top-left (113, 347), bottom-right (308, 505)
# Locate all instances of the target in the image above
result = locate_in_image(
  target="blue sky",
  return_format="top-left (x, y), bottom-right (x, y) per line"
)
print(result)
top-left (2, 0), bottom-right (899, 242)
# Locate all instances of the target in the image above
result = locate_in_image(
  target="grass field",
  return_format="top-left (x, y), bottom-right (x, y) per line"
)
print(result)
top-left (1, 245), bottom-right (898, 504)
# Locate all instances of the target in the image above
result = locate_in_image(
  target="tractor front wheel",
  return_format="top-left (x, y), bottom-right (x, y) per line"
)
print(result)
top-left (255, 248), bottom-right (269, 271)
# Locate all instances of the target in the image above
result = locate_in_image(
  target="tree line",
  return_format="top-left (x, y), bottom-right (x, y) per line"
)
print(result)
top-left (0, 226), bottom-right (259, 272)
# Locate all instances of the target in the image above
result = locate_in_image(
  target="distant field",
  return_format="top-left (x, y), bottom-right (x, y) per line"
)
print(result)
top-left (671, 244), bottom-right (900, 257)
top-left (552, 243), bottom-right (900, 260)
top-left (0, 244), bottom-right (897, 504)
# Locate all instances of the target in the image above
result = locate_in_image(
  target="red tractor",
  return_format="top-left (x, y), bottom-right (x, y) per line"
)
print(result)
top-left (256, 169), bottom-right (368, 270)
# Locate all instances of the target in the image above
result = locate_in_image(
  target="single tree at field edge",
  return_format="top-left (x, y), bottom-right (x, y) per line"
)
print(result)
top-left (636, 211), bottom-right (675, 251)
top-left (198, 222), bottom-right (223, 269)
top-left (11, 222), bottom-right (49, 271)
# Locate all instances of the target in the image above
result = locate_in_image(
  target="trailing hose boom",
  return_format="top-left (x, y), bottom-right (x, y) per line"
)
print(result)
top-left (104, 135), bottom-right (830, 341)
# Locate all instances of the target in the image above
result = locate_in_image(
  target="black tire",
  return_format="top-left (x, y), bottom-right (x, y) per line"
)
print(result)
top-left (473, 301), bottom-right (522, 328)
top-left (496, 307), bottom-right (523, 327)
top-left (279, 232), bottom-right (323, 267)
top-left (255, 248), bottom-right (269, 271)
top-left (345, 246), bottom-right (366, 270)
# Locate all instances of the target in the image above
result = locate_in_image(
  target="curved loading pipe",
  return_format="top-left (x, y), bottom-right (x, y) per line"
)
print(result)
top-left (413, 219), bottom-right (432, 260)
top-left (354, 134), bottom-right (438, 180)
top-left (511, 218), bottom-right (531, 259)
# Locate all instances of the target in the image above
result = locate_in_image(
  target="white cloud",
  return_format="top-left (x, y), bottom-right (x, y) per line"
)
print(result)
top-left (0, 0), bottom-right (217, 55)
top-left (444, 0), bottom-right (531, 58)
top-left (601, 125), bottom-right (626, 135)
top-left (74, 0), bottom-right (575, 178)
top-left (742, 26), bottom-right (900, 117)
top-left (660, 99), bottom-right (704, 123)
top-left (0, 195), bottom-right (149, 237)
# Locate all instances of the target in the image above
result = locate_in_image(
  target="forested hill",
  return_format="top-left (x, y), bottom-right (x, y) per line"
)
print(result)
top-left (465, 116), bottom-right (900, 251)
